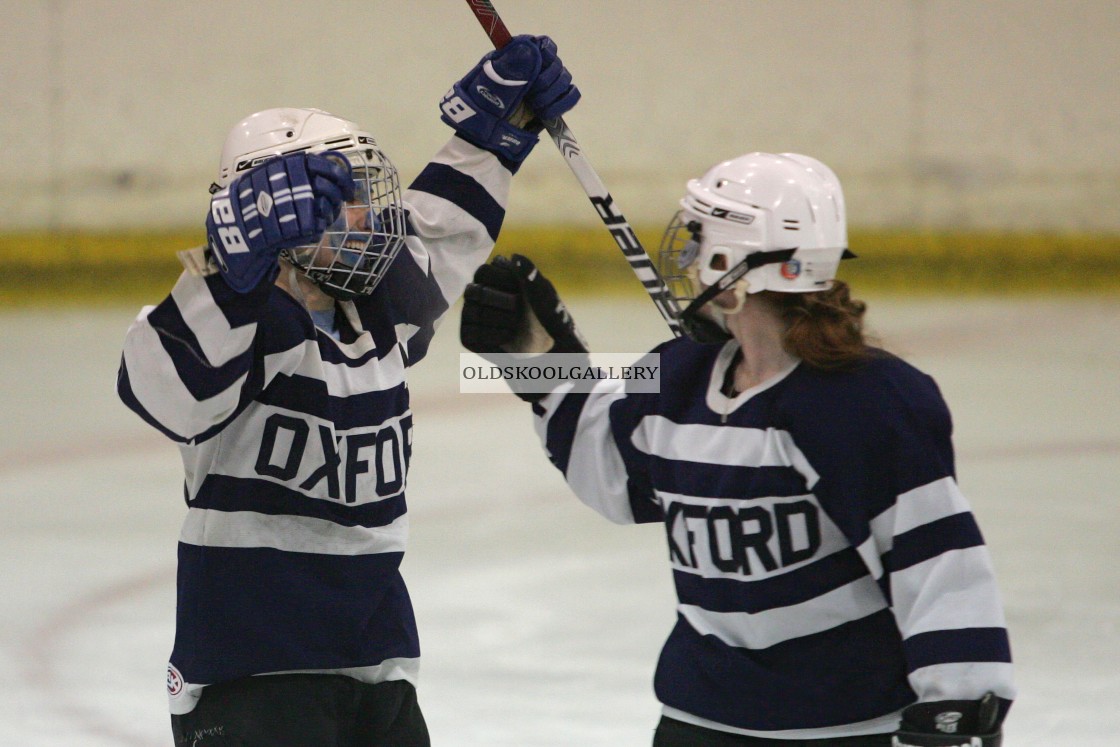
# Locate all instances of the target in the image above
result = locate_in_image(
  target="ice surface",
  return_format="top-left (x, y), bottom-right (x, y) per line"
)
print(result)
top-left (1, 294), bottom-right (1117, 746)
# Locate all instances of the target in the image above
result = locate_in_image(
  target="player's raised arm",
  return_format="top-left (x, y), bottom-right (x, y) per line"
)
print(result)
top-left (460, 254), bottom-right (662, 526)
top-left (388, 34), bottom-right (581, 354)
top-left (118, 148), bottom-right (356, 443)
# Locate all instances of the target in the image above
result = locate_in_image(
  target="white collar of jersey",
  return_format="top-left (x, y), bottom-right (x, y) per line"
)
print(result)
top-left (706, 340), bottom-right (800, 421)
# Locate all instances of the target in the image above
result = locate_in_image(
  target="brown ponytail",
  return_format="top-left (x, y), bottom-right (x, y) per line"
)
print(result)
top-left (762, 281), bottom-right (875, 370)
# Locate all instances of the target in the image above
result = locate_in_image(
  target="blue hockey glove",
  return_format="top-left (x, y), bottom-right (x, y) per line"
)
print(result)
top-left (205, 151), bottom-right (354, 293)
top-left (440, 34), bottom-right (580, 164)
top-left (461, 254), bottom-right (587, 355)
top-left (892, 693), bottom-right (1004, 747)
top-left (526, 35), bottom-right (581, 123)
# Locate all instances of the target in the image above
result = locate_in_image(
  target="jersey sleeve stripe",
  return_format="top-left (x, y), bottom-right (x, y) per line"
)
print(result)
top-left (192, 267), bottom-right (276, 325)
top-left (906, 661), bottom-right (1016, 703)
top-left (407, 162), bottom-right (504, 241)
top-left (903, 627), bottom-right (1013, 669)
top-left (180, 507), bottom-right (408, 556)
top-left (884, 512), bottom-right (985, 573)
top-left (168, 273), bottom-right (259, 365)
top-left (116, 364), bottom-right (193, 444)
top-left (125, 302), bottom-right (251, 403)
top-left (890, 546), bottom-right (1009, 636)
top-left (868, 476), bottom-right (972, 554)
top-left (560, 383), bottom-right (636, 524)
top-left (892, 476), bottom-right (972, 533)
top-left (427, 135), bottom-right (514, 205)
top-left (121, 319), bottom-right (251, 441)
top-left (400, 188), bottom-right (501, 321)
top-left (678, 574), bottom-right (888, 650)
top-left (541, 390), bottom-right (589, 474)
top-left (155, 324), bottom-right (255, 402)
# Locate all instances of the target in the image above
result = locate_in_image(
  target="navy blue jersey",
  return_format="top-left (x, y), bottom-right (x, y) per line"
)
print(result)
top-left (118, 136), bottom-right (510, 714)
top-left (533, 337), bottom-right (1015, 739)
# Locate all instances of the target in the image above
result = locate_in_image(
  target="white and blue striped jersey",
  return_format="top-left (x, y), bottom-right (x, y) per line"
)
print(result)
top-left (117, 136), bottom-right (510, 714)
top-left (532, 337), bottom-right (1015, 739)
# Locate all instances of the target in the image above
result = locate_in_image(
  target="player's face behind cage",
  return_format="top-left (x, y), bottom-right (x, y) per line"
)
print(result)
top-left (284, 147), bottom-right (407, 300)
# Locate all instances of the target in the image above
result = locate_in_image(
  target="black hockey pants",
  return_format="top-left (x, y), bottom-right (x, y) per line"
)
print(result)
top-left (171, 674), bottom-right (429, 747)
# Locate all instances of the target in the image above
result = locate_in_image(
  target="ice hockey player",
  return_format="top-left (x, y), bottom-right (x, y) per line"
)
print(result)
top-left (459, 153), bottom-right (1015, 746)
top-left (117, 34), bottom-right (579, 747)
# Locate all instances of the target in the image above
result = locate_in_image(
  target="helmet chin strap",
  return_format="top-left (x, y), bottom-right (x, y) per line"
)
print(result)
top-left (679, 248), bottom-right (796, 344)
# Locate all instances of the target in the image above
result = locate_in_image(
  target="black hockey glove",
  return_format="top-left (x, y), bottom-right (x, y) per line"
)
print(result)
top-left (461, 254), bottom-right (589, 403)
top-left (892, 692), bottom-right (1003, 747)
top-left (461, 254), bottom-right (587, 356)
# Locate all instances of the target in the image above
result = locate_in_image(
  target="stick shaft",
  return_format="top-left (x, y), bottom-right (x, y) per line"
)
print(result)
top-left (464, 0), bottom-right (513, 47)
top-left (462, 0), bottom-right (682, 336)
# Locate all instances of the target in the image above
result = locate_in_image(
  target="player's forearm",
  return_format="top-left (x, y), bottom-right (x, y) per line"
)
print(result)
top-left (531, 384), bottom-right (644, 525)
top-left (403, 137), bottom-right (512, 309)
top-left (892, 546), bottom-right (1015, 710)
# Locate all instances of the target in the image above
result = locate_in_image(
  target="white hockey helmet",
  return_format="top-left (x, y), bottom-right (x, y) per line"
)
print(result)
top-left (657, 152), bottom-right (854, 341)
top-left (214, 108), bottom-right (407, 300)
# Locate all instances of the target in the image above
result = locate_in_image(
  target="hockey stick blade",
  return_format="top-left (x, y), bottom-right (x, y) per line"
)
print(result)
top-left (462, 0), bottom-right (683, 336)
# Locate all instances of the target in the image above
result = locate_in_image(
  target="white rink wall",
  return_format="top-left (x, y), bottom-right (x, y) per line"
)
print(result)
top-left (2, 0), bottom-right (1118, 232)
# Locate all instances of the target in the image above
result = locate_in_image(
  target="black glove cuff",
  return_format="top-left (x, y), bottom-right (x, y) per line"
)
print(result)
top-left (893, 693), bottom-right (1003, 747)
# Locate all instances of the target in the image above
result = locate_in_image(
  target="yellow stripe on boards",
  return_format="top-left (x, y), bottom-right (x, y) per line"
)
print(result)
top-left (1, 228), bottom-right (1118, 306)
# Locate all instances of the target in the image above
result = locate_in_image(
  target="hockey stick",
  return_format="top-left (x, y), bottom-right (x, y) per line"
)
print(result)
top-left (463, 0), bottom-right (683, 337)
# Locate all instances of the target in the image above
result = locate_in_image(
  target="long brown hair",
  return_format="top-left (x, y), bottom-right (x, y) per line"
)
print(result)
top-left (762, 281), bottom-right (876, 370)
